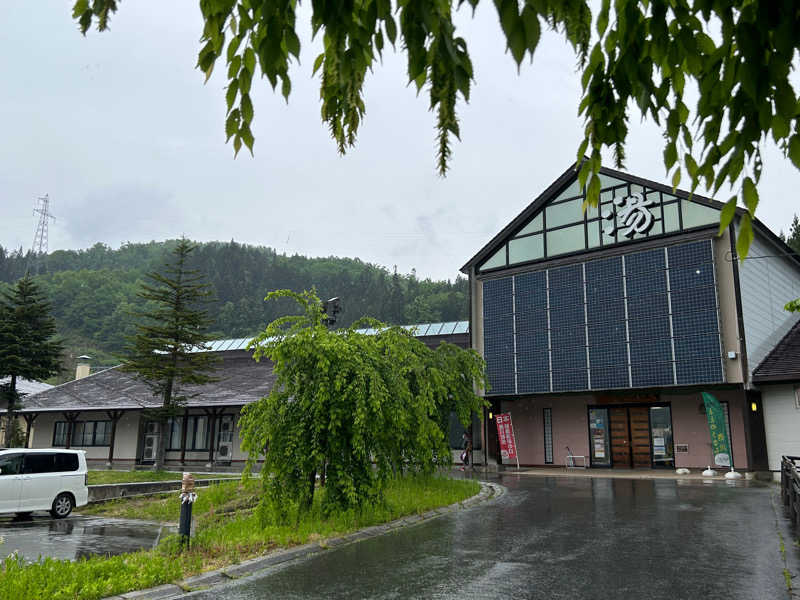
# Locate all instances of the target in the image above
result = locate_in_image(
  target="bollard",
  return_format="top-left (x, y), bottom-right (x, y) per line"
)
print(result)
top-left (179, 472), bottom-right (197, 548)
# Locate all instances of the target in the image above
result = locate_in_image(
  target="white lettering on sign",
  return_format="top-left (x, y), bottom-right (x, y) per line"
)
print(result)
top-left (602, 193), bottom-right (655, 238)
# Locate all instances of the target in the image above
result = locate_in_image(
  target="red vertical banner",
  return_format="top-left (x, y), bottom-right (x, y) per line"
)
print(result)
top-left (495, 413), bottom-right (517, 460)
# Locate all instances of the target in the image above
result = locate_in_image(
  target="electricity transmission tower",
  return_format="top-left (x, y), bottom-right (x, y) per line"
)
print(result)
top-left (29, 194), bottom-right (55, 274)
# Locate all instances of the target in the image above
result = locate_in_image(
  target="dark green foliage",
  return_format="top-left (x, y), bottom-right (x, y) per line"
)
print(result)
top-left (0, 240), bottom-right (469, 363)
top-left (786, 215), bottom-right (800, 313)
top-left (0, 276), bottom-right (63, 446)
top-left (121, 238), bottom-right (218, 469)
top-left (788, 215), bottom-right (800, 255)
top-left (72, 1), bottom-right (800, 257)
top-left (239, 290), bottom-right (486, 521)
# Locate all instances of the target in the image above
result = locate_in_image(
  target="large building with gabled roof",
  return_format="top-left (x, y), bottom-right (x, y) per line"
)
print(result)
top-left (461, 162), bottom-right (800, 473)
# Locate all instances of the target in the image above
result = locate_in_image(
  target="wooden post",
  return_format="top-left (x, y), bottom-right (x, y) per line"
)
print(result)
top-left (105, 410), bottom-right (125, 466)
top-left (22, 413), bottom-right (38, 448)
top-left (63, 412), bottom-right (80, 449)
top-left (179, 409), bottom-right (189, 466)
top-left (206, 408), bottom-right (218, 466)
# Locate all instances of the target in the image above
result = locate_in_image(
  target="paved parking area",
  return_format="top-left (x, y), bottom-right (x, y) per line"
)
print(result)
top-left (186, 474), bottom-right (799, 600)
top-left (0, 514), bottom-right (168, 562)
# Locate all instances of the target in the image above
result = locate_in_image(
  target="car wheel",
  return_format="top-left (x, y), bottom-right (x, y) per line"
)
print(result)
top-left (50, 493), bottom-right (74, 519)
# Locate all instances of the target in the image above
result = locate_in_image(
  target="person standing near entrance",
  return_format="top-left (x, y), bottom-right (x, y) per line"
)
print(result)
top-left (460, 431), bottom-right (473, 471)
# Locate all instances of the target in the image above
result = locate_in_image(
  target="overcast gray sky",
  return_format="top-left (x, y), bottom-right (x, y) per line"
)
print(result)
top-left (1, 2), bottom-right (798, 281)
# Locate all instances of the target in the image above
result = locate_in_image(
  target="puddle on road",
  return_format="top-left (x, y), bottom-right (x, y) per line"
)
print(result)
top-left (0, 515), bottom-right (172, 562)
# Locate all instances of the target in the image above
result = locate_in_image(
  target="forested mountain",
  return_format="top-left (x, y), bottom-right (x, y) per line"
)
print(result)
top-left (0, 240), bottom-right (468, 378)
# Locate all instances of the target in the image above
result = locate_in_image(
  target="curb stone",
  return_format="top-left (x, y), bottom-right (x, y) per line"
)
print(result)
top-left (103, 480), bottom-right (503, 600)
top-left (119, 584), bottom-right (184, 599)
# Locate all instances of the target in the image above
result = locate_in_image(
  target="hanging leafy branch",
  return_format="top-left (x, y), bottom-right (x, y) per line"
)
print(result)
top-left (238, 289), bottom-right (486, 521)
top-left (72, 1), bottom-right (800, 256)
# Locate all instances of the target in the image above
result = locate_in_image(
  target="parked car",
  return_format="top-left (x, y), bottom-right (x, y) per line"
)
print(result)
top-left (0, 449), bottom-right (88, 518)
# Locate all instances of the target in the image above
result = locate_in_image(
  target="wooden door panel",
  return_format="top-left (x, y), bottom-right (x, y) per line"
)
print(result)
top-left (629, 406), bottom-right (651, 468)
top-left (609, 407), bottom-right (630, 468)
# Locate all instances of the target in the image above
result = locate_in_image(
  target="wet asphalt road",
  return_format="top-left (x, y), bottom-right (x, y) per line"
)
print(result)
top-left (187, 474), bottom-right (799, 600)
top-left (0, 514), bottom-right (167, 561)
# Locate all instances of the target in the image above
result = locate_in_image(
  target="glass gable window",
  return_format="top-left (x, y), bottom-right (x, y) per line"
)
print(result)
top-left (546, 223), bottom-right (585, 256)
top-left (509, 234), bottom-right (544, 264)
top-left (477, 175), bottom-right (720, 273)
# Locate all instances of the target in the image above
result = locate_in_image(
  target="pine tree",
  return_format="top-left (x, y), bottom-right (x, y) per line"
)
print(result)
top-left (122, 238), bottom-right (218, 470)
top-left (0, 275), bottom-right (63, 447)
top-left (787, 215), bottom-right (800, 255)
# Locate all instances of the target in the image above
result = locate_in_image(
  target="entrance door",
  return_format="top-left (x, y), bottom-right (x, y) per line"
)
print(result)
top-left (609, 408), bottom-right (630, 468)
top-left (629, 407), bottom-right (651, 468)
top-left (608, 406), bottom-right (653, 468)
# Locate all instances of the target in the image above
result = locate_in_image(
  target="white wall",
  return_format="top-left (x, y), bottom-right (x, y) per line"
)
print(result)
top-left (737, 231), bottom-right (800, 376)
top-left (761, 384), bottom-right (800, 472)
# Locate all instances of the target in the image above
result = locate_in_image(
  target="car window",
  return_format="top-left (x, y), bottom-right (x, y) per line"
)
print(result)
top-left (0, 453), bottom-right (22, 476)
top-left (54, 453), bottom-right (79, 472)
top-left (22, 453), bottom-right (56, 474)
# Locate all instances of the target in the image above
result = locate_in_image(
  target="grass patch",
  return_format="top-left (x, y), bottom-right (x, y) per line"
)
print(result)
top-left (2, 475), bottom-right (479, 600)
top-left (87, 470), bottom-right (237, 485)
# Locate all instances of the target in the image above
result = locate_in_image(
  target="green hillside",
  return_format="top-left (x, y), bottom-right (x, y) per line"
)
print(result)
top-left (0, 241), bottom-right (468, 382)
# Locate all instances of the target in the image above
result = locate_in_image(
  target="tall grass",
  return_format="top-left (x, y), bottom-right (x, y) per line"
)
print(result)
top-left (1, 475), bottom-right (479, 600)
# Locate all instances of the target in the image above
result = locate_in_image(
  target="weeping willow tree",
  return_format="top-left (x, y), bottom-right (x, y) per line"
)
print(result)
top-left (239, 289), bottom-right (486, 522)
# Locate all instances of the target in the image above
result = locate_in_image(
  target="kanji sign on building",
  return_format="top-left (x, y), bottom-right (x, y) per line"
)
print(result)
top-left (495, 412), bottom-right (518, 463)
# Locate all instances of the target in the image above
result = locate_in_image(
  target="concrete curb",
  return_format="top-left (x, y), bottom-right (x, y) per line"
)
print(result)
top-left (100, 480), bottom-right (504, 600)
top-left (88, 478), bottom-right (237, 503)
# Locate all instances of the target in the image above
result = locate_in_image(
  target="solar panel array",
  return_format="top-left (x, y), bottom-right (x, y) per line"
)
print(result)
top-left (196, 321), bottom-right (471, 354)
top-left (482, 239), bottom-right (723, 395)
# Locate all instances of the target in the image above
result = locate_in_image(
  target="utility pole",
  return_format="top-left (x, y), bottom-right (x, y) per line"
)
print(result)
top-left (29, 194), bottom-right (55, 275)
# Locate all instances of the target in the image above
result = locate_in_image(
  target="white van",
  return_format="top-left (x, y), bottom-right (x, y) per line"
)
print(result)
top-left (0, 449), bottom-right (89, 518)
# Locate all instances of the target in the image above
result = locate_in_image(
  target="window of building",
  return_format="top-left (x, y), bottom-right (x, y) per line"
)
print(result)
top-left (546, 223), bottom-right (585, 256)
top-left (54, 421), bottom-right (111, 447)
top-left (477, 177), bottom-right (720, 273)
top-left (546, 197), bottom-right (584, 229)
top-left (681, 199), bottom-right (719, 229)
top-left (53, 422), bottom-right (68, 446)
top-left (167, 415), bottom-right (210, 451)
top-left (167, 417), bottom-right (183, 450)
top-left (509, 234), bottom-right (544, 264)
top-left (543, 408), bottom-right (553, 464)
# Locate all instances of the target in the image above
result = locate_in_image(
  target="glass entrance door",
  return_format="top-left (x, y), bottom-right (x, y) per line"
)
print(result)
top-left (649, 406), bottom-right (674, 468)
top-left (588, 408), bottom-right (611, 467)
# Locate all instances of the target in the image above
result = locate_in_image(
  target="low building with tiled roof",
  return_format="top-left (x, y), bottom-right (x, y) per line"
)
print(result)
top-left (11, 322), bottom-right (468, 471)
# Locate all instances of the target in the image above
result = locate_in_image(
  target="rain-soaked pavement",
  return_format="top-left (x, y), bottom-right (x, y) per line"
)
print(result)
top-left (0, 514), bottom-right (168, 562)
top-left (187, 473), bottom-right (799, 600)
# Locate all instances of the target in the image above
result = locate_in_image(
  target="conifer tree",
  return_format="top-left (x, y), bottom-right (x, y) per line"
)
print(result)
top-left (787, 215), bottom-right (800, 255)
top-left (0, 275), bottom-right (63, 447)
top-left (122, 238), bottom-right (218, 469)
